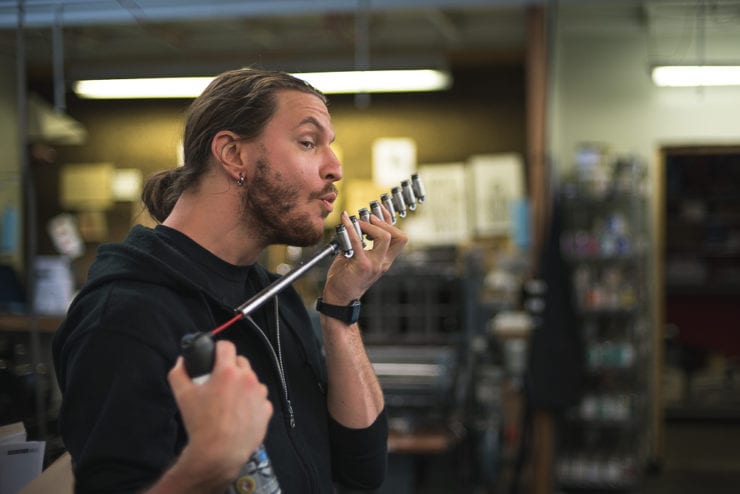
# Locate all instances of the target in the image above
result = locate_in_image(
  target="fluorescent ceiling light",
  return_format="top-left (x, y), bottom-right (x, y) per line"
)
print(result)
top-left (297, 69), bottom-right (452, 94)
top-left (73, 69), bottom-right (452, 99)
top-left (652, 65), bottom-right (740, 87)
top-left (74, 77), bottom-right (212, 99)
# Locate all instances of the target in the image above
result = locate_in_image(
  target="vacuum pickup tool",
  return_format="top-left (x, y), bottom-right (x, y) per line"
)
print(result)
top-left (335, 173), bottom-right (425, 258)
top-left (233, 174), bottom-right (425, 321)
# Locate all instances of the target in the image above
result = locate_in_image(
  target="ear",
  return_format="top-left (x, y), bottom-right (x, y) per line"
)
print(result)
top-left (211, 130), bottom-right (246, 181)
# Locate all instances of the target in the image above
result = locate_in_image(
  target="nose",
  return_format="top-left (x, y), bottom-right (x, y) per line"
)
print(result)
top-left (322, 147), bottom-right (343, 182)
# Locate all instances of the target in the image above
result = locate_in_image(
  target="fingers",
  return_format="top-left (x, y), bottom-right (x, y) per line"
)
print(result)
top-left (351, 208), bottom-right (404, 246)
top-left (340, 207), bottom-right (408, 266)
top-left (212, 339), bottom-right (238, 371)
top-left (326, 206), bottom-right (409, 302)
top-left (167, 356), bottom-right (189, 395)
top-left (366, 213), bottom-right (408, 255)
top-left (169, 340), bottom-right (256, 393)
top-left (341, 212), bottom-right (367, 253)
top-left (236, 355), bottom-right (263, 392)
top-left (168, 341), bottom-right (272, 479)
top-left (168, 338), bottom-right (268, 420)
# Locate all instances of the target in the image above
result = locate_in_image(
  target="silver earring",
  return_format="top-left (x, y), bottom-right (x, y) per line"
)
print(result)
top-left (236, 174), bottom-right (245, 186)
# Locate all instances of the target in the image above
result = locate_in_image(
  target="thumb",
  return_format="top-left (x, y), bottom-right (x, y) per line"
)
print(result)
top-left (167, 356), bottom-right (190, 396)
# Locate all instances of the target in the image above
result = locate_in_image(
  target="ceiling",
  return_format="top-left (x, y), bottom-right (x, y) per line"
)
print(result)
top-left (0, 0), bottom-right (537, 83)
top-left (1, 0), bottom-right (737, 88)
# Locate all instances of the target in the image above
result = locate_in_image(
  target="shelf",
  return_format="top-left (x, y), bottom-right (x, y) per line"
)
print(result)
top-left (0, 313), bottom-right (64, 333)
top-left (564, 416), bottom-right (640, 429)
top-left (577, 308), bottom-right (640, 317)
top-left (666, 217), bottom-right (740, 228)
top-left (665, 404), bottom-right (740, 422)
top-left (585, 365), bottom-right (639, 375)
top-left (388, 427), bottom-right (461, 454)
top-left (666, 193), bottom-right (740, 203)
top-left (557, 156), bottom-right (653, 489)
top-left (557, 478), bottom-right (640, 491)
top-left (666, 251), bottom-right (740, 259)
top-left (665, 285), bottom-right (740, 297)
top-left (561, 188), bottom-right (645, 205)
top-left (565, 254), bottom-right (644, 264)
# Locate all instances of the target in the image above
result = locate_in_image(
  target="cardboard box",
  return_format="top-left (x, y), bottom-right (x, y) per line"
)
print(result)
top-left (18, 452), bottom-right (73, 494)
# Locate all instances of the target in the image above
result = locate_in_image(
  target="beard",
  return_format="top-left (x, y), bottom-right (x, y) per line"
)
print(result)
top-left (240, 155), bottom-right (332, 248)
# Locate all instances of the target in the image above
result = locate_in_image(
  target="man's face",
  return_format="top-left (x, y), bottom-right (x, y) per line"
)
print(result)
top-left (240, 90), bottom-right (342, 247)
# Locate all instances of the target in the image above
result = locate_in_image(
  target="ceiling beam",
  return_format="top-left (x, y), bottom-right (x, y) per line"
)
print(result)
top-left (0, 0), bottom-right (542, 29)
top-left (424, 8), bottom-right (461, 44)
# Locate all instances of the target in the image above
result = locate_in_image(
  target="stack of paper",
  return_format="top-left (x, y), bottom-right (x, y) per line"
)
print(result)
top-left (0, 423), bottom-right (45, 494)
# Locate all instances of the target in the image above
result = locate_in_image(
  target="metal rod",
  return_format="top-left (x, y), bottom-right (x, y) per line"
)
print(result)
top-left (17, 0), bottom-right (48, 443)
top-left (235, 241), bottom-right (340, 317)
top-left (233, 174), bottom-right (426, 319)
top-left (52, 3), bottom-right (65, 112)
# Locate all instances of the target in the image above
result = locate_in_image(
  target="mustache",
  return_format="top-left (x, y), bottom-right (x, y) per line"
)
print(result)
top-left (309, 184), bottom-right (338, 200)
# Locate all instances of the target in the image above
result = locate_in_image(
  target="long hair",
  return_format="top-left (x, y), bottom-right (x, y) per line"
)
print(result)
top-left (141, 68), bottom-right (326, 223)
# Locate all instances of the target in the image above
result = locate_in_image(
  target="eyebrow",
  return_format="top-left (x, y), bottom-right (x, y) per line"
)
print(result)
top-left (296, 116), bottom-right (335, 143)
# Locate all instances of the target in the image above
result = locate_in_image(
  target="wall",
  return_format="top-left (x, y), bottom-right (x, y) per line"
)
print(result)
top-left (49, 99), bottom-right (189, 183)
top-left (329, 66), bottom-right (525, 179)
top-left (23, 64), bottom-right (524, 284)
top-left (550, 9), bottom-right (740, 173)
top-left (549, 3), bottom-right (740, 456)
top-left (53, 65), bottom-right (524, 177)
top-left (43, 65), bottom-right (524, 240)
top-left (0, 53), bottom-right (20, 273)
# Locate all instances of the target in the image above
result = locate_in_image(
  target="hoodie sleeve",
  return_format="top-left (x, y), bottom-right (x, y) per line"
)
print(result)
top-left (328, 408), bottom-right (388, 490)
top-left (54, 283), bottom-right (189, 494)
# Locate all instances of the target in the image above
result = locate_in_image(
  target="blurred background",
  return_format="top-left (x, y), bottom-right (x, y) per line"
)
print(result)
top-left (1, 1), bottom-right (740, 493)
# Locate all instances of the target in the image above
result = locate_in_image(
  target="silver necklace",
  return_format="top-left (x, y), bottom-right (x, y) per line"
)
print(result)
top-left (245, 296), bottom-right (295, 428)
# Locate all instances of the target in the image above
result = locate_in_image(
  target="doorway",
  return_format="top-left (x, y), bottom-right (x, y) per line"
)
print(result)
top-left (660, 146), bottom-right (740, 419)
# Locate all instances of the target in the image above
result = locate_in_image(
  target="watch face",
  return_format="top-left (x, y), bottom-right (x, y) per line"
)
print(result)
top-left (349, 301), bottom-right (361, 324)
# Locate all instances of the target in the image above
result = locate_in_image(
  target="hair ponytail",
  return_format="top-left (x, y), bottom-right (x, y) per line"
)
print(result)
top-left (141, 168), bottom-right (179, 223)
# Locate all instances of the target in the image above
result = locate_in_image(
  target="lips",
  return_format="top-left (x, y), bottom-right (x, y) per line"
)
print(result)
top-left (320, 192), bottom-right (337, 213)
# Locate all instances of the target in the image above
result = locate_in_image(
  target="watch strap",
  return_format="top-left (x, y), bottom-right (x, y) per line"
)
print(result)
top-left (315, 297), bottom-right (361, 325)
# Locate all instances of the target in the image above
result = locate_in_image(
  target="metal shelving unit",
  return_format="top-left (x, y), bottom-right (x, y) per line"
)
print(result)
top-left (555, 154), bottom-right (654, 491)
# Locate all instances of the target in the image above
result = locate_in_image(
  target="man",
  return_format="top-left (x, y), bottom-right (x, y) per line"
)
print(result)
top-left (53, 68), bottom-right (406, 493)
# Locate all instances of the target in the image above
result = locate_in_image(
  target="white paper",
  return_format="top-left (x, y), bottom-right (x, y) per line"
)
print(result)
top-left (403, 163), bottom-right (470, 245)
top-left (0, 423), bottom-right (26, 446)
top-left (0, 441), bottom-right (45, 494)
top-left (33, 256), bottom-right (74, 315)
top-left (467, 153), bottom-right (524, 237)
top-left (372, 138), bottom-right (417, 187)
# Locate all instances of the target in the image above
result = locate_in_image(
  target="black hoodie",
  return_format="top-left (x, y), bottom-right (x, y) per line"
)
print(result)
top-left (53, 225), bottom-right (387, 493)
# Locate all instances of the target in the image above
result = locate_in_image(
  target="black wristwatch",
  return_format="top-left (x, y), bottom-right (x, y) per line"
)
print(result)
top-left (315, 297), bottom-right (361, 325)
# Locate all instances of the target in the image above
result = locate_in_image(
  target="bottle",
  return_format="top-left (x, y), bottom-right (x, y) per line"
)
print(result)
top-left (181, 332), bottom-right (281, 494)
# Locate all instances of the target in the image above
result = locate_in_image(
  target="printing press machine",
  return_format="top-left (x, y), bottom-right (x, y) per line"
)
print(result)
top-left (319, 247), bottom-right (516, 493)
top-left (367, 344), bottom-right (461, 436)
top-left (355, 251), bottom-right (480, 453)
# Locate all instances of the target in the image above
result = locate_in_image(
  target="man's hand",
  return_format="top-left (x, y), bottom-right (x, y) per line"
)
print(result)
top-left (149, 340), bottom-right (272, 493)
top-left (323, 208), bottom-right (408, 305)
top-left (319, 207), bottom-right (407, 429)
